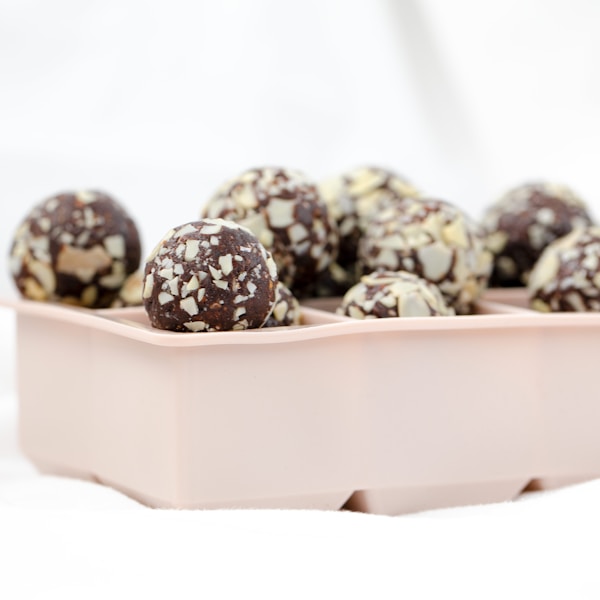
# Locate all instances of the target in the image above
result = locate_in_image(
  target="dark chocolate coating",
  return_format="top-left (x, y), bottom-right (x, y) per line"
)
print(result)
top-left (300, 261), bottom-right (358, 299)
top-left (262, 281), bottom-right (301, 328)
top-left (482, 182), bottom-right (593, 286)
top-left (528, 226), bottom-right (600, 312)
top-left (143, 219), bottom-right (278, 332)
top-left (9, 190), bottom-right (141, 307)
top-left (200, 167), bottom-right (338, 295)
top-left (337, 270), bottom-right (454, 319)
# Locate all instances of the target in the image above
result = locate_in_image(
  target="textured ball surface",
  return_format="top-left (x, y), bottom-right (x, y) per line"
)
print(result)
top-left (337, 270), bottom-right (454, 319)
top-left (262, 281), bottom-right (301, 328)
top-left (528, 227), bottom-right (600, 312)
top-left (319, 166), bottom-right (419, 269)
top-left (201, 167), bottom-right (338, 294)
top-left (358, 198), bottom-right (491, 314)
top-left (10, 190), bottom-right (141, 307)
top-left (109, 271), bottom-right (144, 308)
top-left (482, 182), bottom-right (592, 286)
top-left (143, 219), bottom-right (278, 332)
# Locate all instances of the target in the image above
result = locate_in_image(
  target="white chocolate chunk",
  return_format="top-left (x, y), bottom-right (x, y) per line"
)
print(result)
top-left (184, 320), bottom-right (207, 332)
top-left (186, 275), bottom-right (200, 291)
top-left (209, 265), bottom-right (223, 280)
top-left (288, 222), bottom-right (308, 244)
top-left (442, 218), bottom-right (469, 248)
top-left (24, 278), bottom-right (47, 300)
top-left (76, 190), bottom-right (98, 204)
top-left (348, 305), bottom-right (365, 319)
top-left (199, 223), bottom-right (223, 235)
top-left (81, 285), bottom-right (98, 306)
top-left (529, 251), bottom-right (560, 290)
top-left (104, 235), bottom-right (126, 259)
top-left (418, 243), bottom-right (453, 281)
top-left (168, 276), bottom-right (180, 295)
top-left (174, 223), bottom-right (197, 238)
top-left (28, 260), bottom-right (56, 294)
top-left (56, 245), bottom-right (112, 283)
top-left (180, 296), bottom-right (199, 316)
top-left (273, 302), bottom-right (288, 322)
top-left (214, 279), bottom-right (228, 290)
top-left (219, 254), bottom-right (234, 276)
top-left (399, 292), bottom-right (430, 317)
top-left (158, 292), bottom-right (174, 304)
top-left (267, 198), bottom-right (296, 228)
top-left (143, 274), bottom-right (154, 299)
top-left (185, 240), bottom-right (200, 261)
top-left (348, 169), bottom-right (387, 196)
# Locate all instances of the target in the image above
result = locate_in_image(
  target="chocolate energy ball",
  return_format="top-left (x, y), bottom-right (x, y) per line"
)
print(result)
top-left (482, 182), bottom-right (593, 287)
top-left (528, 226), bottom-right (600, 312)
top-left (319, 166), bottom-right (419, 269)
top-left (143, 219), bottom-right (278, 332)
top-left (262, 281), bottom-right (301, 328)
top-left (9, 190), bottom-right (141, 307)
top-left (201, 167), bottom-right (338, 295)
top-left (358, 198), bottom-right (492, 314)
top-left (337, 270), bottom-right (455, 319)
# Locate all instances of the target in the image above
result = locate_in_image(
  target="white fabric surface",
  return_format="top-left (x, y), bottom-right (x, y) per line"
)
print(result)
top-left (3, 1), bottom-right (600, 597)
top-left (1, 305), bottom-right (600, 597)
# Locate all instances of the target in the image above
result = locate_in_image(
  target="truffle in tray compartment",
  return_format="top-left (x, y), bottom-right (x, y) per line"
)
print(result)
top-left (143, 219), bottom-right (278, 332)
top-left (528, 226), bottom-right (600, 312)
top-left (482, 181), bottom-right (593, 287)
top-left (358, 197), bottom-right (492, 314)
top-left (10, 190), bottom-right (141, 308)
top-left (337, 270), bottom-right (455, 318)
top-left (201, 167), bottom-right (338, 295)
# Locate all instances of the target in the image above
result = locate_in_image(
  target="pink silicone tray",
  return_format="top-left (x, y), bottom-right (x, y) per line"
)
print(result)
top-left (4, 289), bottom-right (600, 514)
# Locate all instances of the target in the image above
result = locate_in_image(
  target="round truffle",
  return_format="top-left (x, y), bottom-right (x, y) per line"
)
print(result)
top-left (482, 182), bottom-right (593, 287)
top-left (143, 219), bottom-right (278, 332)
top-left (358, 198), bottom-right (492, 314)
top-left (201, 167), bottom-right (338, 294)
top-left (262, 281), bottom-right (301, 328)
top-left (319, 166), bottom-right (419, 269)
top-left (337, 270), bottom-right (454, 319)
top-left (9, 190), bottom-right (141, 307)
top-left (528, 226), bottom-right (600, 312)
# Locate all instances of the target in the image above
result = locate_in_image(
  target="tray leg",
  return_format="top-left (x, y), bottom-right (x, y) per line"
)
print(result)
top-left (343, 479), bottom-right (530, 516)
top-left (525, 475), bottom-right (599, 492)
top-left (98, 475), bottom-right (354, 511)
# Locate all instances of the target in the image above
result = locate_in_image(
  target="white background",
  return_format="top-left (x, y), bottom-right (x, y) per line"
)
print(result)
top-left (2, 0), bottom-right (600, 296)
top-left (2, 1), bottom-right (600, 597)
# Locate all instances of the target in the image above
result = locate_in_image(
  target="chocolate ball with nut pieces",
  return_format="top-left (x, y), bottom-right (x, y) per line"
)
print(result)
top-left (201, 167), bottom-right (339, 296)
top-left (338, 270), bottom-right (455, 319)
top-left (9, 190), bottom-right (141, 307)
top-left (143, 219), bottom-right (278, 332)
top-left (358, 197), bottom-right (492, 315)
top-left (262, 281), bottom-right (301, 328)
top-left (319, 166), bottom-right (420, 270)
top-left (482, 182), bottom-right (593, 287)
top-left (528, 226), bottom-right (600, 312)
